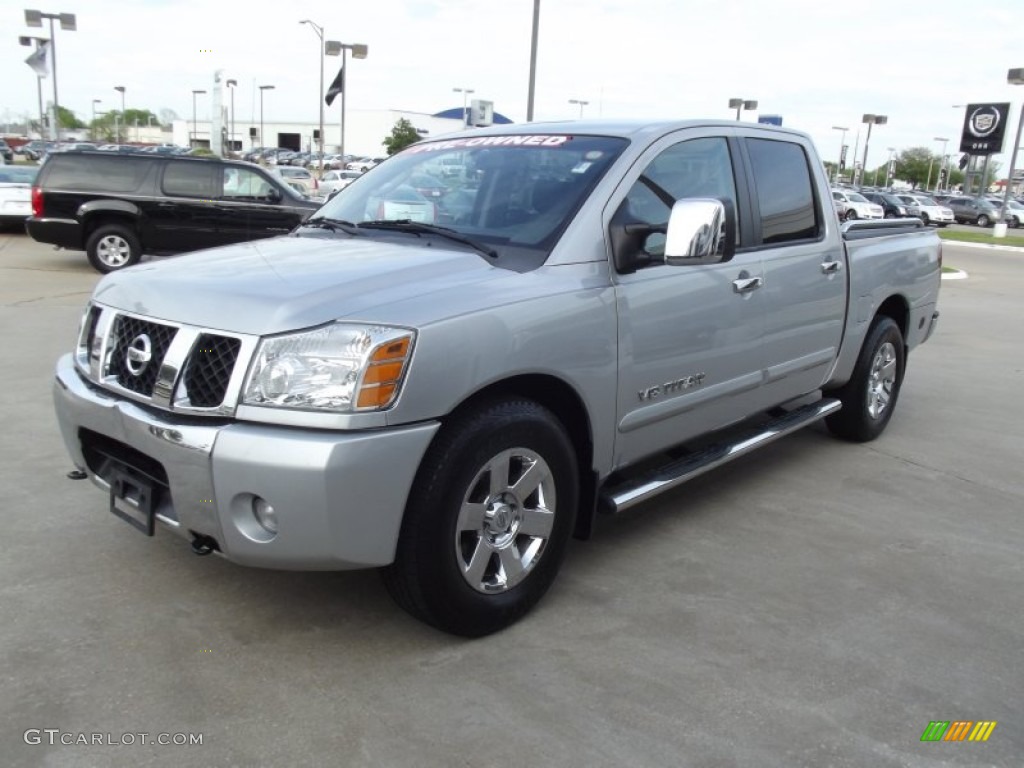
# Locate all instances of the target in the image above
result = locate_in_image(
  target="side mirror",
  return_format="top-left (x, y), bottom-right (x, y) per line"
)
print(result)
top-left (267, 186), bottom-right (283, 203)
top-left (664, 198), bottom-right (736, 266)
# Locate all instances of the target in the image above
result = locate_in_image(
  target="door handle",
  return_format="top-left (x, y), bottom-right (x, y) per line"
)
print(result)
top-left (821, 260), bottom-right (843, 274)
top-left (732, 276), bottom-right (763, 294)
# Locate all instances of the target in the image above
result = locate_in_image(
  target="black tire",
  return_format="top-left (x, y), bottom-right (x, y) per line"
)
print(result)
top-left (920, 213), bottom-right (930, 225)
top-left (825, 316), bottom-right (905, 443)
top-left (85, 224), bottom-right (142, 274)
top-left (977, 214), bottom-right (990, 227)
top-left (1011, 216), bottom-right (1021, 229)
top-left (845, 209), bottom-right (858, 221)
top-left (383, 398), bottom-right (579, 637)
top-left (937, 223), bottom-right (948, 228)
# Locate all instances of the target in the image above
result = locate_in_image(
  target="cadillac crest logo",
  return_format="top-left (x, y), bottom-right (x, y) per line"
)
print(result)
top-left (959, 102), bottom-right (1010, 155)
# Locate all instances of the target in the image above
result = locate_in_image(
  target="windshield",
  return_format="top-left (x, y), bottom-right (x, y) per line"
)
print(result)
top-left (312, 134), bottom-right (628, 262)
top-left (848, 193), bottom-right (869, 203)
top-left (913, 196), bottom-right (938, 206)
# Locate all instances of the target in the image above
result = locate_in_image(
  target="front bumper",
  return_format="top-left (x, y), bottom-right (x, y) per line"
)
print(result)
top-left (53, 354), bottom-right (440, 570)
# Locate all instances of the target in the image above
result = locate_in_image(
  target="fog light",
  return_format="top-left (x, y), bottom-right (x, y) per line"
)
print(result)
top-left (252, 497), bottom-right (278, 535)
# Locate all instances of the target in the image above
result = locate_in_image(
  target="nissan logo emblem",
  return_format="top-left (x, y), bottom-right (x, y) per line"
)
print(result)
top-left (125, 333), bottom-right (153, 376)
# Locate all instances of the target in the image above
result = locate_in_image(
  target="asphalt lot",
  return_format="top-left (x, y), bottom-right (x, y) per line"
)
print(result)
top-left (1, 232), bottom-right (1021, 767)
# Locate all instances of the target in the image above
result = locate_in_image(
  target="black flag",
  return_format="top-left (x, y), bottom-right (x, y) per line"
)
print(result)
top-left (325, 66), bottom-right (343, 106)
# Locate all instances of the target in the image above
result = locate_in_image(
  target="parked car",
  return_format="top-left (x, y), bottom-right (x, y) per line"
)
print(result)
top-left (831, 189), bottom-right (883, 220)
top-left (0, 165), bottom-right (38, 228)
top-left (26, 151), bottom-right (319, 272)
top-left (268, 165), bottom-right (319, 195)
top-left (51, 121), bottom-right (941, 636)
top-left (944, 196), bottom-right (1003, 226)
top-left (346, 157), bottom-right (376, 172)
top-left (0, 139), bottom-right (14, 164)
top-left (862, 192), bottom-right (912, 219)
top-left (894, 195), bottom-right (954, 227)
top-left (320, 169), bottom-right (361, 196)
top-left (984, 198), bottom-right (1024, 227)
top-left (18, 140), bottom-right (57, 161)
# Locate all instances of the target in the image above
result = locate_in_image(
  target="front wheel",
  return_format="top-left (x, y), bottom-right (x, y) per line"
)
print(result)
top-left (1011, 216), bottom-right (1021, 229)
top-left (920, 213), bottom-right (930, 225)
top-left (383, 398), bottom-right (579, 636)
top-left (977, 214), bottom-right (991, 227)
top-left (845, 209), bottom-right (858, 221)
top-left (825, 316), bottom-right (905, 442)
top-left (85, 224), bottom-right (142, 273)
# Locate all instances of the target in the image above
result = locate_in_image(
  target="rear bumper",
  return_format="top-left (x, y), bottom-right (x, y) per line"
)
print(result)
top-left (26, 217), bottom-right (83, 250)
top-left (922, 310), bottom-right (940, 344)
top-left (53, 354), bottom-right (440, 570)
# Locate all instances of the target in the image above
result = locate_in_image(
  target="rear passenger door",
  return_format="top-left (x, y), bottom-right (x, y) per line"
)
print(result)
top-left (149, 161), bottom-right (223, 252)
top-left (744, 137), bottom-right (847, 404)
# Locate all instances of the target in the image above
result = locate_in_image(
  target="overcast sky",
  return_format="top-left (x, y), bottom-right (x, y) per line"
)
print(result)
top-left (3, 0), bottom-right (1022, 166)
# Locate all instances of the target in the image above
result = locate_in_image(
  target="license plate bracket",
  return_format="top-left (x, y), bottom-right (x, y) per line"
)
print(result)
top-left (109, 468), bottom-right (156, 536)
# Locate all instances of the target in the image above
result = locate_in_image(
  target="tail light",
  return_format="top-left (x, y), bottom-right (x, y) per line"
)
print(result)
top-left (31, 186), bottom-right (43, 218)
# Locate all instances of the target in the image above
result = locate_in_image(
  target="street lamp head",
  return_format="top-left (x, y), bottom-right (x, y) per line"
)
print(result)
top-left (259, 85), bottom-right (275, 91)
top-left (226, 79), bottom-right (237, 88)
top-left (933, 136), bottom-right (948, 142)
top-left (192, 89), bottom-right (207, 96)
top-left (350, 44), bottom-right (368, 59)
top-left (325, 40), bottom-right (342, 56)
top-left (1008, 68), bottom-right (1024, 85)
top-left (24, 10), bottom-right (43, 27)
top-left (832, 125), bottom-right (848, 131)
top-left (114, 86), bottom-right (125, 94)
top-left (743, 100), bottom-right (758, 110)
top-left (58, 12), bottom-right (75, 30)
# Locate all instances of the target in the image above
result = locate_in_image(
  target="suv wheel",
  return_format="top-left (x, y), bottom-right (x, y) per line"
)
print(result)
top-left (85, 224), bottom-right (142, 274)
top-left (845, 209), bottom-right (858, 221)
top-left (977, 214), bottom-right (991, 227)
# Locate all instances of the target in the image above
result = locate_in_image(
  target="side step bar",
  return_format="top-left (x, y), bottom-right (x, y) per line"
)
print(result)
top-left (600, 398), bottom-right (842, 514)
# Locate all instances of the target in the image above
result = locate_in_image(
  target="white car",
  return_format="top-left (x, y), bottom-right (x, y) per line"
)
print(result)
top-left (896, 195), bottom-right (954, 227)
top-left (320, 170), bottom-right (362, 196)
top-left (832, 189), bottom-right (884, 221)
top-left (268, 166), bottom-right (319, 196)
top-left (0, 166), bottom-right (38, 229)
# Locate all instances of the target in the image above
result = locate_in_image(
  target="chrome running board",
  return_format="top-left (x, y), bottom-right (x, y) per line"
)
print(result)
top-left (600, 398), bottom-right (842, 514)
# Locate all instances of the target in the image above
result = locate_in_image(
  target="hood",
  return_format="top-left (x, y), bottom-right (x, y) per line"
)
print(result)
top-left (92, 234), bottom-right (508, 335)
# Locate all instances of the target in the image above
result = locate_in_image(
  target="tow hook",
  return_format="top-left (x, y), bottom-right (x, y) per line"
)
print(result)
top-left (66, 468), bottom-right (87, 480)
top-left (191, 534), bottom-right (218, 556)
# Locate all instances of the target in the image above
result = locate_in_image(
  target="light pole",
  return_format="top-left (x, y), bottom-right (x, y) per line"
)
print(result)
top-left (114, 86), bottom-right (125, 142)
top-left (91, 98), bottom-right (101, 140)
top-left (859, 113), bottom-right (887, 187)
top-left (995, 68), bottom-right (1024, 238)
top-left (453, 87), bottom-right (475, 128)
top-left (527, 0), bottom-right (540, 121)
top-left (728, 98), bottom-right (758, 121)
top-left (880, 147), bottom-right (896, 188)
top-left (259, 84), bottom-right (274, 152)
top-left (933, 137), bottom-right (949, 191)
top-left (569, 98), bottom-right (589, 118)
top-left (191, 89), bottom-right (206, 148)
top-left (24, 9), bottom-right (77, 140)
top-left (226, 79), bottom-right (237, 154)
top-left (300, 20), bottom-right (334, 171)
top-left (832, 125), bottom-right (849, 182)
top-left (335, 43), bottom-right (368, 167)
top-left (18, 35), bottom-right (48, 139)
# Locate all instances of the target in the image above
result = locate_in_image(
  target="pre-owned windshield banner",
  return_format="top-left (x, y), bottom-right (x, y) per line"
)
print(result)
top-left (402, 135), bottom-right (572, 154)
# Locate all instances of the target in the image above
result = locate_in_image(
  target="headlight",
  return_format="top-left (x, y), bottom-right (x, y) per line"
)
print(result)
top-left (242, 323), bottom-right (415, 412)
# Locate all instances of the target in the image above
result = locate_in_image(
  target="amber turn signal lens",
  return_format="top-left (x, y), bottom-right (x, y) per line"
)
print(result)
top-left (356, 383), bottom-right (397, 408)
top-left (371, 337), bottom-right (410, 362)
top-left (363, 361), bottom-right (404, 385)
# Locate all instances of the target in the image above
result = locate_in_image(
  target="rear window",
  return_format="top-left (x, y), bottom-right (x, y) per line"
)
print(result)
top-left (44, 155), bottom-right (151, 193)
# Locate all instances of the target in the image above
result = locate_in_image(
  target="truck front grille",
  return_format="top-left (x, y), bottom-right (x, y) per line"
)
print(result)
top-left (185, 334), bottom-right (242, 407)
top-left (110, 315), bottom-right (178, 396)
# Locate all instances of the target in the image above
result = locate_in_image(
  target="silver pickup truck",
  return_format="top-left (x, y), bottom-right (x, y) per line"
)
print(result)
top-left (54, 120), bottom-right (941, 636)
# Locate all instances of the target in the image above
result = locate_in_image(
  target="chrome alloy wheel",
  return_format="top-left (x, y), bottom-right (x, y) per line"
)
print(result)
top-left (96, 234), bottom-right (132, 268)
top-left (455, 447), bottom-right (557, 594)
top-left (867, 341), bottom-right (897, 419)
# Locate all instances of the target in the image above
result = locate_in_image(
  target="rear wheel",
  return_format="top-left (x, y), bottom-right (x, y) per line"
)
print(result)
top-left (383, 398), bottom-right (579, 637)
top-left (977, 214), bottom-right (991, 227)
top-left (920, 213), bottom-right (930, 225)
top-left (1011, 216), bottom-right (1021, 229)
top-left (826, 316), bottom-right (905, 442)
top-left (85, 224), bottom-right (141, 273)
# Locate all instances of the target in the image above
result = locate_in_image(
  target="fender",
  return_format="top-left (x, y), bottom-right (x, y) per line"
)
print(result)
top-left (77, 199), bottom-right (142, 219)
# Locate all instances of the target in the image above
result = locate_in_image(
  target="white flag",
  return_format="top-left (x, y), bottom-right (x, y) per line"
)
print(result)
top-left (25, 41), bottom-right (52, 79)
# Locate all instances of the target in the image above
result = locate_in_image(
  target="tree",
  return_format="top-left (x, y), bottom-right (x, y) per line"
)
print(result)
top-left (56, 105), bottom-right (85, 129)
top-left (90, 107), bottom-right (159, 142)
top-left (383, 118), bottom-right (421, 156)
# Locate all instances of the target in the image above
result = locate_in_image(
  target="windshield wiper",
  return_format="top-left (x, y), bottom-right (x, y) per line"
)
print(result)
top-left (300, 217), bottom-right (364, 236)
top-left (358, 220), bottom-right (498, 259)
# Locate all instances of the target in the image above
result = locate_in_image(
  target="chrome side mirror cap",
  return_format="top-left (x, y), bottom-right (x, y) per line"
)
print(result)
top-left (664, 198), bottom-right (736, 266)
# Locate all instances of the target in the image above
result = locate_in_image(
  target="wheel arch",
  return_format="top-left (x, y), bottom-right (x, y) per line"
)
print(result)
top-left (439, 373), bottom-right (599, 541)
top-left (875, 293), bottom-right (909, 347)
top-left (80, 206), bottom-right (142, 241)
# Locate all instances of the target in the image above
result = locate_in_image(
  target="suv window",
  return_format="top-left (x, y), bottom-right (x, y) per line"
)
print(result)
top-left (621, 137), bottom-right (740, 254)
top-left (45, 155), bottom-right (151, 193)
top-left (161, 161), bottom-right (219, 198)
top-left (746, 139), bottom-right (819, 244)
top-left (222, 167), bottom-right (276, 200)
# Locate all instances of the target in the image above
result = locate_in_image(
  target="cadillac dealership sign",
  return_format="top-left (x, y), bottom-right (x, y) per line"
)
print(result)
top-left (960, 103), bottom-right (1010, 154)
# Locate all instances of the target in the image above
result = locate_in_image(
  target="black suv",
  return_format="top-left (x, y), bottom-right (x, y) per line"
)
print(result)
top-left (861, 192), bottom-right (912, 218)
top-left (27, 151), bottom-right (320, 272)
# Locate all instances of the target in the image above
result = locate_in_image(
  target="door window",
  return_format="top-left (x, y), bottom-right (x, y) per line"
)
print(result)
top-left (746, 139), bottom-right (820, 244)
top-left (161, 162), bottom-right (219, 199)
top-left (619, 137), bottom-right (739, 255)
top-left (222, 167), bottom-right (276, 200)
